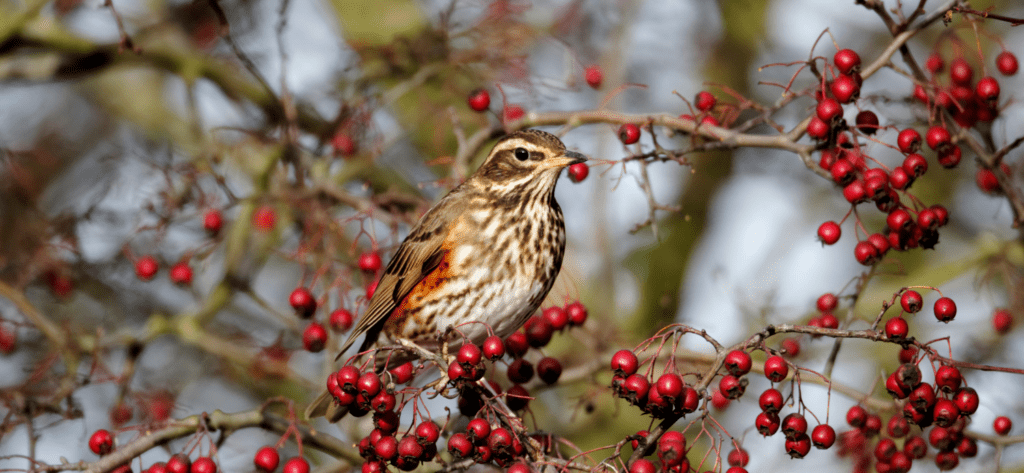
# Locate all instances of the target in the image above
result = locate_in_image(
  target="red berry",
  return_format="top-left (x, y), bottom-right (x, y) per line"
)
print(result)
top-left (357, 372), bottom-right (382, 398)
top-left (537, 357), bottom-right (562, 384)
top-left (994, 416), bottom-right (1013, 435)
top-left (933, 399), bottom-right (961, 427)
top-left (565, 301), bottom-right (588, 326)
top-left (834, 49), bottom-right (861, 75)
top-left (914, 84), bottom-right (930, 103)
top-left (888, 415), bottom-right (911, 438)
top-left (167, 454), bottom-right (191, 473)
top-left (977, 167), bottom-right (1001, 194)
top-left (457, 343), bottom-right (482, 366)
top-left (830, 157), bottom-right (856, 185)
top-left (926, 53), bottom-right (944, 74)
top-left (887, 372), bottom-right (910, 399)
top-left (611, 349), bottom-right (639, 376)
top-left (190, 457), bottom-right (216, 473)
top-left (503, 105), bottom-right (524, 123)
top-left (504, 331), bottom-right (529, 357)
top-left (584, 65), bottom-right (603, 89)
top-left (618, 374), bottom-right (650, 404)
top-left (289, 287), bottom-right (317, 318)
top-left (135, 256), bottom-right (159, 281)
top-left (897, 129), bottom-right (922, 154)
top-left (925, 126), bottom-right (951, 150)
top-left (719, 374), bottom-right (746, 399)
top-left (756, 411), bottom-right (780, 436)
top-left (482, 335), bottom-right (505, 360)
top-left (846, 405), bottom-right (867, 428)
top-left (934, 297), bottom-right (957, 323)
top-left (169, 262), bottom-right (192, 285)
top-left (885, 317), bottom-right (909, 339)
top-left (867, 233), bottom-right (890, 256)
top-left (302, 322), bottom-right (328, 353)
top-left (542, 306), bottom-right (569, 331)
top-left (764, 355), bottom-right (788, 382)
top-left (900, 290), bottom-right (922, 313)
top-left (695, 91), bottom-right (717, 112)
top-left (993, 308), bottom-right (1013, 334)
top-left (329, 308), bottom-right (354, 332)
top-left (416, 421), bottom-right (441, 445)
top-left (811, 424), bottom-right (836, 449)
top-left (782, 413), bottom-right (808, 439)
top-left (954, 387), bottom-right (979, 415)
top-left (875, 438), bottom-right (898, 463)
top-left (759, 388), bottom-right (784, 414)
top-left (465, 418), bottom-right (491, 443)
top-left (388, 362), bottom-right (414, 384)
top-left (358, 252), bottom-right (382, 272)
top-left (253, 205), bottom-right (277, 231)
top-left (854, 241), bottom-right (879, 265)
top-left (785, 433), bottom-right (811, 458)
top-left (817, 293), bottom-right (838, 312)
top-left (727, 447), bottom-right (749, 467)
top-left (830, 74), bottom-right (860, 103)
top-left (996, 51), bottom-right (1019, 76)
top-left (618, 123), bottom-right (641, 144)
top-left (331, 133), bottom-right (357, 156)
top-left (806, 116), bottom-right (829, 140)
top-left (711, 388), bottom-right (731, 410)
top-left (629, 459), bottom-right (656, 473)
top-left (724, 350), bottom-right (752, 376)
top-left (935, 451), bottom-right (959, 471)
top-left (254, 447), bottom-right (280, 473)
top-left (957, 437), bottom-right (978, 458)
top-left (887, 209), bottom-right (913, 233)
top-left (523, 316), bottom-right (553, 347)
top-left (935, 365), bottom-right (962, 393)
top-left (855, 110), bottom-right (879, 135)
top-left (898, 346), bottom-right (918, 364)
top-left (902, 153), bottom-right (927, 179)
top-left (203, 209), bottom-right (223, 234)
top-left (89, 429), bottom-right (114, 455)
top-left (949, 58), bottom-right (973, 85)
top-left (507, 358), bottom-right (534, 384)
top-left (568, 163), bottom-right (589, 183)
top-left (365, 280), bottom-right (377, 300)
top-left (816, 98), bottom-right (844, 123)
top-left (817, 221), bottom-right (841, 245)
top-left (282, 458), bottom-right (309, 473)
top-left (467, 89), bottom-right (490, 111)
top-left (976, 76), bottom-right (1000, 102)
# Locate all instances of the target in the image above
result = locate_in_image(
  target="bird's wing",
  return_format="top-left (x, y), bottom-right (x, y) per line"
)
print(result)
top-left (334, 202), bottom-right (457, 361)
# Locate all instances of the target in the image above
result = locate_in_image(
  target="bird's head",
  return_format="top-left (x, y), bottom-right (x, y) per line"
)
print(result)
top-left (473, 129), bottom-right (587, 189)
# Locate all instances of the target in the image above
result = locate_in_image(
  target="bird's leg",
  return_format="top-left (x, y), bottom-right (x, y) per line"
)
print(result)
top-left (395, 338), bottom-right (452, 393)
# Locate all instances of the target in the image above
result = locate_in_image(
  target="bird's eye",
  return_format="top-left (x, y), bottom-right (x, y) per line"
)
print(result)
top-left (514, 147), bottom-right (529, 161)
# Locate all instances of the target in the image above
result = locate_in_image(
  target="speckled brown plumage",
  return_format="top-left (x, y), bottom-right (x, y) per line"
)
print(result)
top-left (306, 129), bottom-right (586, 421)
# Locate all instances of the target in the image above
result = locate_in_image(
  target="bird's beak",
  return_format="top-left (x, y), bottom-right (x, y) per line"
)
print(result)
top-left (541, 150), bottom-right (588, 170)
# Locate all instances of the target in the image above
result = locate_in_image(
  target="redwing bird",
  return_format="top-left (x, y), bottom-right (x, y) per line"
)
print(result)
top-left (306, 129), bottom-right (586, 420)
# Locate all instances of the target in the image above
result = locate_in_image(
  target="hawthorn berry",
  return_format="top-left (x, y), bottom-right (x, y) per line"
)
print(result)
top-left (806, 117), bottom-right (829, 140)
top-left (629, 459), bottom-right (656, 473)
top-left (584, 65), bottom-right (603, 89)
top-left (467, 89), bottom-right (490, 112)
top-left (168, 262), bottom-right (192, 286)
top-left (811, 424), bottom-right (836, 449)
top-left (817, 221), bottom-right (841, 245)
top-left (507, 358), bottom-right (534, 384)
top-left (537, 357), bottom-right (562, 384)
top-left (957, 437), bottom-right (978, 458)
top-left (504, 332), bottom-right (529, 358)
top-left (166, 454), bottom-right (190, 473)
top-left (388, 362), bottom-right (414, 384)
top-left (854, 241), bottom-right (879, 265)
top-left (135, 256), bottom-right (159, 281)
top-left (830, 74), bottom-right (860, 103)
top-left (994, 416), bottom-right (1013, 435)
top-left (816, 98), bottom-right (843, 123)
top-left (925, 126), bottom-right (951, 150)
top-left (764, 355), bottom-right (788, 382)
top-left (926, 53), bottom-right (944, 74)
top-left (935, 365), bottom-right (962, 393)
top-left (465, 418), bottom-right (491, 443)
top-left (855, 110), bottom-right (879, 135)
top-left (711, 388), bottom-right (731, 410)
top-left (253, 205), bottom-right (277, 231)
top-left (191, 457), bottom-right (216, 473)
top-left (329, 308), bottom-right (354, 332)
top-left (566, 301), bottom-right (588, 325)
top-left (331, 133), bottom-right (357, 157)
top-left (843, 180), bottom-right (867, 205)
top-left (876, 438), bottom-right (898, 463)
top-left (887, 372), bottom-right (910, 399)
top-left (759, 388), bottom-right (784, 414)
top-left (885, 317), bottom-right (909, 339)
top-left (203, 209), bottom-right (223, 234)
top-left (933, 399), bottom-right (961, 427)
top-left (756, 411), bottom-right (780, 436)
top-left (719, 374), bottom-right (746, 399)
top-left (727, 447), bottom-right (749, 467)
top-left (846, 405), bottom-right (867, 428)
top-left (785, 433), bottom-right (811, 458)
top-left (482, 335), bottom-right (505, 360)
top-left (542, 306), bottom-right (569, 331)
top-left (934, 297), bottom-right (957, 323)
top-left (834, 49), bottom-right (861, 75)
top-left (817, 293), bottom-right (838, 312)
top-left (976, 76), bottom-right (1000, 102)
top-left (993, 308), bottom-right (1013, 334)
top-left (997, 51), bottom-right (1019, 76)
top-left (282, 458), bottom-right (309, 473)
top-left (611, 350), bottom-right (639, 376)
top-left (254, 447), bottom-right (280, 473)
top-left (89, 429), bottom-right (114, 455)
top-left (904, 435), bottom-right (927, 459)
top-left (506, 384), bottom-right (530, 410)
top-left (503, 105), bottom-right (524, 122)
top-left (289, 287), bottom-right (317, 318)
top-left (302, 322), bottom-right (328, 353)
top-left (888, 415), bottom-right (911, 438)
top-left (523, 316), bottom-right (553, 347)
top-left (897, 129), bottom-right (922, 154)
top-left (416, 421), bottom-right (441, 445)
top-left (781, 338), bottom-right (800, 357)
top-left (831, 158), bottom-right (856, 185)
top-left (568, 163), bottom-right (589, 183)
top-left (900, 290), bottom-right (923, 313)
top-left (618, 124), bottom-right (641, 144)
top-left (935, 451), bottom-right (959, 471)
top-left (724, 350), bottom-right (752, 376)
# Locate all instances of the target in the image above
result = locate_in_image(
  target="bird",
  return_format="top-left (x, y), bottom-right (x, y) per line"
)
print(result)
top-left (305, 129), bottom-right (586, 421)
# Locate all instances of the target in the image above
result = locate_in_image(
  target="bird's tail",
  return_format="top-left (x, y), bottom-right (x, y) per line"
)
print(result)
top-left (304, 389), bottom-right (349, 422)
